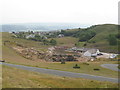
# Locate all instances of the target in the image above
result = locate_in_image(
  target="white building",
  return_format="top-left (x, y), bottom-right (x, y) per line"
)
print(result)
top-left (83, 49), bottom-right (100, 57)
top-left (97, 52), bottom-right (118, 59)
top-left (58, 34), bottom-right (64, 38)
top-left (26, 34), bottom-right (35, 39)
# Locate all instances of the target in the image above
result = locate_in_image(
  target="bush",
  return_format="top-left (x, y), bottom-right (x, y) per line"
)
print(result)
top-left (83, 43), bottom-right (87, 46)
top-left (50, 39), bottom-right (57, 45)
top-left (73, 64), bottom-right (80, 69)
top-left (108, 34), bottom-right (117, 45)
top-left (78, 30), bottom-right (96, 42)
top-left (61, 60), bottom-right (65, 64)
top-left (93, 68), bottom-right (100, 71)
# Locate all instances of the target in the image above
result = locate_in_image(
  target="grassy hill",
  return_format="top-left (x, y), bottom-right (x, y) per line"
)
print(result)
top-left (49, 37), bottom-right (79, 47)
top-left (1, 26), bottom-right (119, 88)
top-left (62, 24), bottom-right (119, 53)
top-left (1, 32), bottom-right (118, 78)
top-left (86, 24), bottom-right (118, 42)
top-left (2, 32), bottom-right (50, 52)
top-left (85, 24), bottom-right (118, 53)
top-left (2, 24), bottom-right (119, 61)
top-left (2, 32), bottom-right (50, 63)
top-left (2, 24), bottom-right (119, 53)
top-left (3, 65), bottom-right (118, 88)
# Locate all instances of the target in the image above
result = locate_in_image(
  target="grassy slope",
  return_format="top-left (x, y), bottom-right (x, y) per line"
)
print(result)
top-left (2, 32), bottom-right (118, 78)
top-left (2, 65), bottom-right (118, 88)
top-left (0, 64), bottom-right (1, 89)
top-left (89, 24), bottom-right (118, 42)
top-left (2, 32), bottom-right (48, 65)
top-left (86, 24), bottom-right (118, 53)
top-left (3, 24), bottom-right (118, 53)
top-left (2, 32), bottom-right (49, 52)
top-left (49, 37), bottom-right (79, 47)
top-left (2, 45), bottom-right (118, 78)
top-left (64, 24), bottom-right (118, 53)
top-left (5, 61), bottom-right (118, 78)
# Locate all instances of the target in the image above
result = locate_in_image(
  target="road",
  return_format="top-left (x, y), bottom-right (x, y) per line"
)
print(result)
top-left (1, 62), bottom-right (119, 83)
top-left (101, 64), bottom-right (120, 72)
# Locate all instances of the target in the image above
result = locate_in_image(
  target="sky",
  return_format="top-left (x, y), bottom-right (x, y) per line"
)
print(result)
top-left (0, 0), bottom-right (119, 25)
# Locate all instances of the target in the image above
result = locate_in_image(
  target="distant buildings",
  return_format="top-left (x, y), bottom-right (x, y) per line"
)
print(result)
top-left (67, 47), bottom-right (90, 53)
top-left (54, 46), bottom-right (69, 50)
top-left (67, 47), bottom-right (118, 60)
top-left (97, 52), bottom-right (118, 59)
top-left (26, 34), bottom-right (35, 39)
top-left (58, 34), bottom-right (64, 38)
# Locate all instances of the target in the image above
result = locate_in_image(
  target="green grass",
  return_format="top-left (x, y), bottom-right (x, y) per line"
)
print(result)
top-left (88, 24), bottom-right (118, 41)
top-left (2, 33), bottom-right (118, 78)
top-left (1, 26), bottom-right (119, 88)
top-left (2, 32), bottom-right (50, 52)
top-left (4, 57), bottom-right (118, 78)
top-left (2, 32), bottom-right (119, 78)
top-left (0, 64), bottom-right (2, 89)
top-left (49, 37), bottom-right (78, 47)
top-left (86, 24), bottom-right (118, 53)
top-left (2, 65), bottom-right (118, 88)
top-left (0, 32), bottom-right (2, 89)
top-left (62, 24), bottom-right (118, 53)
top-left (75, 42), bottom-right (86, 47)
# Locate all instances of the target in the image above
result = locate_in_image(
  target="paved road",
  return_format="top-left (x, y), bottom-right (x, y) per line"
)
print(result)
top-left (1, 63), bottom-right (119, 83)
top-left (101, 64), bottom-right (120, 72)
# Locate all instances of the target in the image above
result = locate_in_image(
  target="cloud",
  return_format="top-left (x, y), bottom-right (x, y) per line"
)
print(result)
top-left (1, 0), bottom-right (119, 24)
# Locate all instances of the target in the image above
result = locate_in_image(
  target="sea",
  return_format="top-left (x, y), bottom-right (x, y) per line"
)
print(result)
top-left (0, 23), bottom-right (91, 32)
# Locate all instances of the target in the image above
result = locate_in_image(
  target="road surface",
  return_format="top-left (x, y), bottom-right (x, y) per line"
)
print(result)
top-left (1, 62), bottom-right (119, 83)
top-left (101, 64), bottom-right (120, 72)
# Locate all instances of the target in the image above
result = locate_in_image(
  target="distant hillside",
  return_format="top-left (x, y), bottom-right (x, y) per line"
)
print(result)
top-left (1, 24), bottom-right (119, 53)
top-left (86, 24), bottom-right (118, 42)
top-left (61, 24), bottom-right (119, 53)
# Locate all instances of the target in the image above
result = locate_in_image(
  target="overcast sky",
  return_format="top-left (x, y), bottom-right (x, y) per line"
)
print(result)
top-left (0, 0), bottom-right (119, 25)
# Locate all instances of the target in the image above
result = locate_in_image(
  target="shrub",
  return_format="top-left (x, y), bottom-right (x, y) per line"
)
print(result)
top-left (73, 64), bottom-right (80, 69)
top-left (93, 68), bottom-right (100, 71)
top-left (61, 60), bottom-right (65, 64)
top-left (83, 43), bottom-right (87, 46)
top-left (50, 39), bottom-right (57, 45)
top-left (108, 34), bottom-right (117, 45)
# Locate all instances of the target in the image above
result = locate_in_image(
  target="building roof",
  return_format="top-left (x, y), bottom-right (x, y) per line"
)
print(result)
top-left (87, 49), bottom-right (98, 54)
top-left (71, 47), bottom-right (90, 52)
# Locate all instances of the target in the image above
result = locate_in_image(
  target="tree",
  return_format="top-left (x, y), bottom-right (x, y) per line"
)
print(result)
top-left (61, 60), bottom-right (65, 64)
top-left (116, 33), bottom-right (120, 39)
top-left (34, 34), bottom-right (43, 41)
top-left (43, 39), bottom-right (49, 45)
top-left (78, 30), bottom-right (96, 42)
top-left (50, 39), bottom-right (57, 45)
top-left (83, 43), bottom-right (87, 46)
top-left (108, 34), bottom-right (117, 45)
